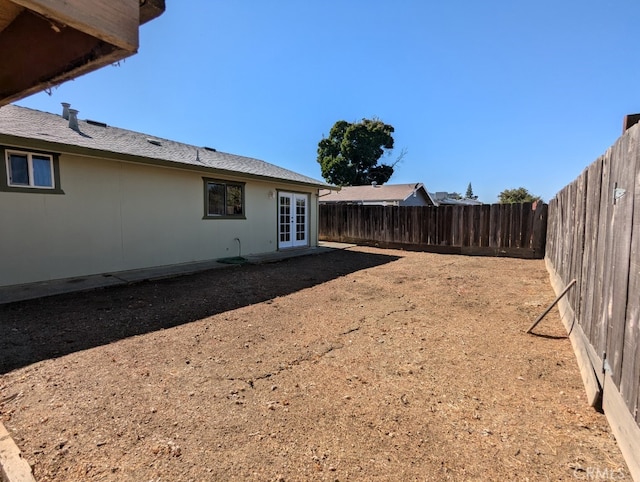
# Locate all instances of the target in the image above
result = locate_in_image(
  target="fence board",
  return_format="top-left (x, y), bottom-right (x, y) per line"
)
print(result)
top-left (620, 130), bottom-right (640, 414)
top-left (479, 205), bottom-right (489, 247)
top-left (580, 161), bottom-right (600, 345)
top-left (520, 203), bottom-right (529, 249)
top-left (606, 134), bottom-right (636, 388)
top-left (489, 205), bottom-right (498, 247)
top-left (463, 206), bottom-right (472, 246)
top-left (534, 203), bottom-right (548, 257)
top-left (546, 199), bottom-right (557, 269)
top-left (501, 203), bottom-right (510, 247)
top-left (444, 206), bottom-right (453, 246)
top-left (594, 149), bottom-right (613, 359)
top-left (571, 173), bottom-right (587, 322)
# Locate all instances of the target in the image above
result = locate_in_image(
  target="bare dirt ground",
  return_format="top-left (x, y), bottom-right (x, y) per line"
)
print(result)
top-left (0, 246), bottom-right (630, 481)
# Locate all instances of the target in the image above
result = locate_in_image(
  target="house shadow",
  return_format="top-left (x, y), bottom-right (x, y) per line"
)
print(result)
top-left (0, 249), bottom-right (400, 374)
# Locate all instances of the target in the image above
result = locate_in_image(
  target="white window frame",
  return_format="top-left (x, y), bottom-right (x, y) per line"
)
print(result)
top-left (6, 149), bottom-right (55, 189)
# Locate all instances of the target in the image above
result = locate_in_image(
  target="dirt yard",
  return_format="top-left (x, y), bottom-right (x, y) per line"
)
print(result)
top-left (0, 246), bottom-right (629, 481)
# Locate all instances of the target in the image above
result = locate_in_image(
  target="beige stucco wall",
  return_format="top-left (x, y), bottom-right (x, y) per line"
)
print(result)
top-left (0, 153), bottom-right (319, 287)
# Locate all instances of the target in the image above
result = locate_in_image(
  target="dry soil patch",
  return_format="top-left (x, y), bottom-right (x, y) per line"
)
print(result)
top-left (0, 247), bottom-right (629, 481)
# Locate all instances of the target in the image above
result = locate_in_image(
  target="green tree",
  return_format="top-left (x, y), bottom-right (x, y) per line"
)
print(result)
top-left (317, 118), bottom-right (398, 186)
top-left (465, 182), bottom-right (477, 200)
top-left (498, 187), bottom-right (542, 204)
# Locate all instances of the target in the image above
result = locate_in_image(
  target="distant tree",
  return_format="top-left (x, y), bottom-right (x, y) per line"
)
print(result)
top-left (465, 182), bottom-right (478, 200)
top-left (449, 192), bottom-right (462, 200)
top-left (498, 187), bottom-right (542, 204)
top-left (317, 118), bottom-right (400, 186)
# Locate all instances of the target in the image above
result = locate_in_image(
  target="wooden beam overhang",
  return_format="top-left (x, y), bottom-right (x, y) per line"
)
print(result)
top-left (139, 0), bottom-right (165, 25)
top-left (0, 0), bottom-right (165, 106)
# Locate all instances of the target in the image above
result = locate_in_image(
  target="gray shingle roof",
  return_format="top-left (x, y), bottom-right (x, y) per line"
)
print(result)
top-left (0, 105), bottom-right (328, 187)
top-left (319, 183), bottom-right (433, 203)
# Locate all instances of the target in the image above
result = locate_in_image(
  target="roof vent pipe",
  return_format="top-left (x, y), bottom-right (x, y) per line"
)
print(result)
top-left (68, 108), bottom-right (79, 131)
top-left (61, 102), bottom-right (70, 120)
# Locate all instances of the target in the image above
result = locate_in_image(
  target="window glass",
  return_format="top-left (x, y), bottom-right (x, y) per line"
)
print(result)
top-left (207, 183), bottom-right (225, 216)
top-left (227, 185), bottom-right (243, 215)
top-left (32, 155), bottom-right (53, 187)
top-left (9, 154), bottom-right (29, 185)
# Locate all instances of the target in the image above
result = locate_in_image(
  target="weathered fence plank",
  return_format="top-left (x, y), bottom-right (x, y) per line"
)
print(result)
top-left (580, 160), bottom-right (601, 352)
top-left (594, 148), bottom-right (613, 360)
top-left (489, 204), bottom-right (499, 247)
top-left (479, 205), bottom-right (490, 247)
top-left (607, 134), bottom-right (637, 389)
top-left (620, 129), bottom-right (640, 418)
top-left (500, 203), bottom-right (510, 247)
top-left (571, 172), bottom-right (587, 324)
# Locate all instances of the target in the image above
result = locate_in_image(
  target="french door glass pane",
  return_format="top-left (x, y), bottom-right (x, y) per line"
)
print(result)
top-left (280, 196), bottom-right (291, 242)
top-left (296, 198), bottom-right (306, 241)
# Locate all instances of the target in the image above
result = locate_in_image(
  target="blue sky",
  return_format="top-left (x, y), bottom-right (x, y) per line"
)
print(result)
top-left (16, 1), bottom-right (640, 203)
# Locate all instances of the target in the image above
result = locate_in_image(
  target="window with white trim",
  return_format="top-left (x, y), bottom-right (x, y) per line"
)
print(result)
top-left (7, 151), bottom-right (54, 187)
top-left (1, 147), bottom-right (62, 193)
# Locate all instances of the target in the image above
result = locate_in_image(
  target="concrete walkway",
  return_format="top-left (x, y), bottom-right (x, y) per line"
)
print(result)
top-left (0, 422), bottom-right (35, 482)
top-left (0, 243), bottom-right (355, 305)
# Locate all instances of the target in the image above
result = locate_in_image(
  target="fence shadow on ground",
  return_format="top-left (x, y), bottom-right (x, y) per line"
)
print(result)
top-left (0, 249), bottom-right (401, 374)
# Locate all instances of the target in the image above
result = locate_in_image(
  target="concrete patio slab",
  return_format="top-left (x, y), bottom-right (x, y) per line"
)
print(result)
top-left (0, 243), bottom-right (354, 305)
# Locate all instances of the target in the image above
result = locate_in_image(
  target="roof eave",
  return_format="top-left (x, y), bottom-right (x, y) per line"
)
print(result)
top-left (0, 133), bottom-right (329, 189)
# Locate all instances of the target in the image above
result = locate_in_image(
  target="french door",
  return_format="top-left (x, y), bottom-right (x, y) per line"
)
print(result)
top-left (278, 192), bottom-right (308, 248)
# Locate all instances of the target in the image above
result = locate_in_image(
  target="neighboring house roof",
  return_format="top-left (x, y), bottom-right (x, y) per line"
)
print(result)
top-left (430, 192), bottom-right (483, 205)
top-left (319, 183), bottom-right (436, 205)
top-left (0, 105), bottom-right (327, 187)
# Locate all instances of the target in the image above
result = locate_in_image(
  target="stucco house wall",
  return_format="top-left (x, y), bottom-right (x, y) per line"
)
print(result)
top-left (398, 190), bottom-right (433, 207)
top-left (0, 105), bottom-right (324, 288)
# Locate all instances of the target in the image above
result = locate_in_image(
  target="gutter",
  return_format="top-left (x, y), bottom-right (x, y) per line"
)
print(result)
top-left (318, 185), bottom-right (342, 197)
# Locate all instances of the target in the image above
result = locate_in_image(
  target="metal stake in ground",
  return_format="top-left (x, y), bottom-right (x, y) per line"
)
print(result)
top-left (526, 279), bottom-right (576, 334)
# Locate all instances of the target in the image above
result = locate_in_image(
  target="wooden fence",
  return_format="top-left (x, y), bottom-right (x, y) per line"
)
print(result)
top-left (546, 122), bottom-right (640, 479)
top-left (319, 202), bottom-right (548, 259)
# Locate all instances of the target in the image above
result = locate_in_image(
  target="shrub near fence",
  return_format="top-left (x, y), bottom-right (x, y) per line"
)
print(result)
top-left (546, 121), bottom-right (640, 480)
top-left (319, 202), bottom-right (548, 259)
